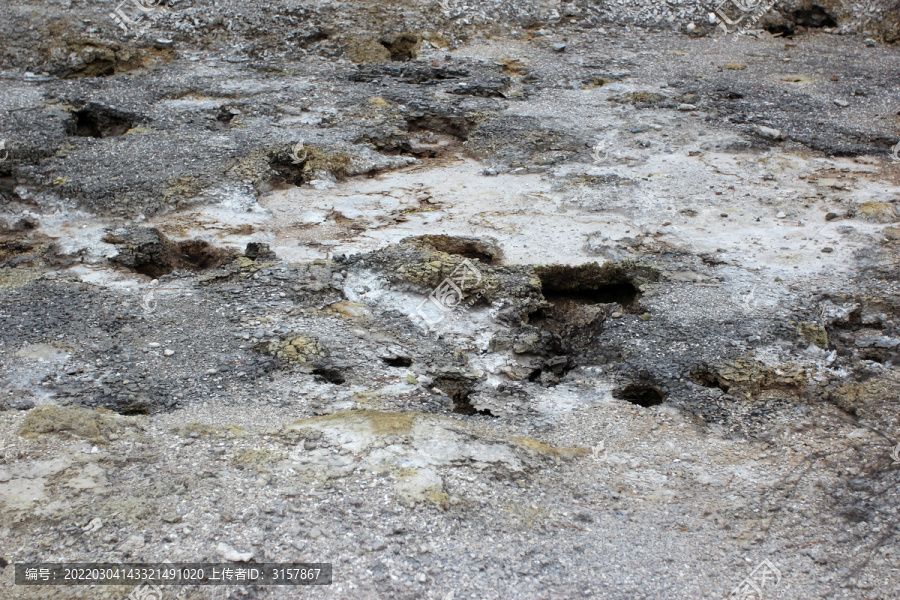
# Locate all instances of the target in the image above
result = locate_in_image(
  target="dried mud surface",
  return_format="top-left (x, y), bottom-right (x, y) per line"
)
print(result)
top-left (1, 2), bottom-right (900, 599)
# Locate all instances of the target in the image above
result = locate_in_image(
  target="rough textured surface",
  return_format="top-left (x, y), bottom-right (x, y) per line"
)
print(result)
top-left (1, 2), bottom-right (900, 599)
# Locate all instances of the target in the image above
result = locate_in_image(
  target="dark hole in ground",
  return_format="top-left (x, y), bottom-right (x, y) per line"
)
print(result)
top-left (403, 234), bottom-right (502, 265)
top-left (293, 28), bottom-right (328, 48)
top-left (613, 383), bottom-right (666, 407)
top-left (765, 23), bottom-right (796, 37)
top-left (104, 227), bottom-right (235, 278)
top-left (379, 33), bottom-right (421, 61)
top-left (691, 367), bottom-right (731, 393)
top-left (433, 375), bottom-right (493, 416)
top-left (215, 107), bottom-right (239, 128)
top-left (401, 114), bottom-right (473, 157)
top-left (543, 283), bottom-right (638, 306)
top-left (535, 263), bottom-right (641, 309)
top-left (407, 115), bottom-right (472, 141)
top-left (313, 368), bottom-right (345, 385)
top-left (174, 240), bottom-right (230, 272)
top-left (765, 6), bottom-right (837, 36)
top-left (525, 263), bottom-right (645, 356)
top-left (267, 145), bottom-right (349, 188)
top-left (382, 356), bottom-right (413, 367)
top-left (794, 6), bottom-right (838, 28)
top-left (840, 505), bottom-right (870, 523)
top-left (67, 104), bottom-right (136, 138)
top-left (116, 401), bottom-right (152, 415)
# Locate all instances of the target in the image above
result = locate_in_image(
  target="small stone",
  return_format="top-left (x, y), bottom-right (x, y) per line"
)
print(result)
top-left (833, 99), bottom-right (849, 107)
top-left (677, 103), bottom-right (697, 111)
top-left (864, 38), bottom-right (877, 47)
top-left (883, 227), bottom-right (900, 240)
top-left (82, 517), bottom-right (103, 533)
top-left (611, 312), bottom-right (623, 318)
top-left (754, 125), bottom-right (784, 140)
top-left (825, 212), bottom-right (840, 221)
top-left (216, 542), bottom-right (253, 562)
top-left (161, 512), bottom-right (183, 523)
top-left (723, 63), bottom-right (746, 70)
top-left (308, 527), bottom-right (323, 539)
top-left (776, 211), bottom-right (787, 219)
top-left (821, 247), bottom-right (834, 253)
top-left (164, 349), bottom-right (175, 356)
top-left (416, 573), bottom-right (427, 583)
top-left (118, 534), bottom-right (145, 554)
top-left (640, 312), bottom-right (652, 321)
top-left (551, 43), bottom-right (567, 52)
top-left (148, 342), bottom-right (160, 348)
top-left (685, 23), bottom-right (696, 32)
top-left (720, 213), bottom-right (728, 218)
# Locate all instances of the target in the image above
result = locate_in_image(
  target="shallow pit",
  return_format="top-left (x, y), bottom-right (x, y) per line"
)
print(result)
top-left (613, 383), bottom-right (666, 408)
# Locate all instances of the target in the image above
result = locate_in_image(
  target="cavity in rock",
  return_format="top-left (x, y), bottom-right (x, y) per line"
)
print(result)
top-left (313, 367), bottom-right (345, 385)
top-left (433, 374), bottom-right (493, 416)
top-left (67, 103), bottom-right (140, 138)
top-left (103, 227), bottom-right (234, 278)
top-left (382, 356), bottom-right (413, 368)
top-left (613, 383), bottom-right (666, 408)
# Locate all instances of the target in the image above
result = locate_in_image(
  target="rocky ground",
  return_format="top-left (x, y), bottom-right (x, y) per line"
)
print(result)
top-left (2, 1), bottom-right (900, 599)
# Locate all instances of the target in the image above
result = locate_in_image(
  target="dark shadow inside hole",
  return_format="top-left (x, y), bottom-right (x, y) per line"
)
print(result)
top-left (691, 368), bottom-right (730, 393)
top-left (379, 33), bottom-right (420, 61)
top-left (313, 368), bottom-right (345, 385)
top-left (764, 23), bottom-right (796, 37)
top-left (116, 401), bottom-right (151, 415)
top-left (613, 383), bottom-right (665, 407)
top-left (765, 6), bottom-right (836, 37)
top-left (542, 282), bottom-right (638, 306)
top-left (174, 240), bottom-right (229, 271)
top-left (793, 6), bottom-right (837, 28)
top-left (534, 264), bottom-right (643, 311)
top-left (382, 356), bottom-right (413, 368)
top-left (69, 106), bottom-right (135, 138)
top-left (403, 235), bottom-right (501, 265)
top-left (407, 115), bottom-right (472, 141)
top-left (433, 376), bottom-right (494, 416)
